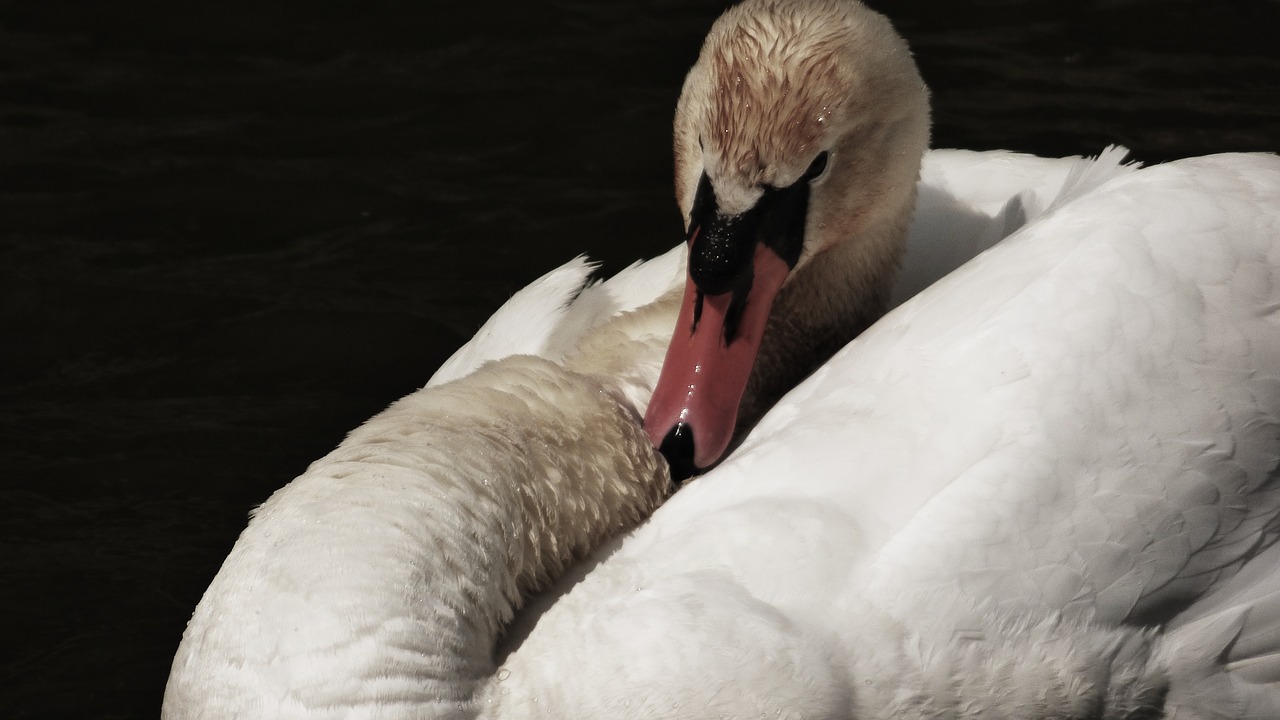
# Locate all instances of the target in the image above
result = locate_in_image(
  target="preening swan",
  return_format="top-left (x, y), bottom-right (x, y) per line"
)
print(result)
top-left (164, 0), bottom-right (1280, 718)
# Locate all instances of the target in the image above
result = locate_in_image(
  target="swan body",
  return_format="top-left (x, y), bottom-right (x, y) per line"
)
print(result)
top-left (484, 151), bottom-right (1280, 719)
top-left (164, 0), bottom-right (1280, 716)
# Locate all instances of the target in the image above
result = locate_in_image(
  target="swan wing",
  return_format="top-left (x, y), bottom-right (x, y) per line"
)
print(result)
top-left (1157, 538), bottom-right (1280, 719)
top-left (891, 146), bottom-right (1139, 306)
top-left (427, 246), bottom-right (684, 387)
top-left (866, 153), bottom-right (1280, 631)
top-left (427, 256), bottom-right (598, 386)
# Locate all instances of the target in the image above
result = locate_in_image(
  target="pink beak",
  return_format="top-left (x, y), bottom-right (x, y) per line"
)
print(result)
top-left (644, 237), bottom-right (792, 480)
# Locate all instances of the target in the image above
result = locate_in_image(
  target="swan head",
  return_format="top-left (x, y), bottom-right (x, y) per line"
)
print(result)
top-left (645, 0), bottom-right (930, 479)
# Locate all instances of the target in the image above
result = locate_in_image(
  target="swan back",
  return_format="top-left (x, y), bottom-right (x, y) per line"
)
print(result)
top-left (893, 145), bottom-right (1139, 306)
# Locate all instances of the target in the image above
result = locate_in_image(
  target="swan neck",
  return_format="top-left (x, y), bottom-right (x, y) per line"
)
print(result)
top-left (164, 355), bottom-right (669, 719)
top-left (739, 186), bottom-right (912, 428)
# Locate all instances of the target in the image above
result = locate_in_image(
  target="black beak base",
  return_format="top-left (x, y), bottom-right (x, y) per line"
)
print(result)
top-left (658, 422), bottom-right (699, 486)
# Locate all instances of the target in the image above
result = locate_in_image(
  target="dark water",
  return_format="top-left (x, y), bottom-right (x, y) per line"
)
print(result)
top-left (2, 1), bottom-right (1277, 717)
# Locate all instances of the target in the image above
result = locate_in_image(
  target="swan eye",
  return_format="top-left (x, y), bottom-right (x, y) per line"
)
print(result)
top-left (802, 151), bottom-right (830, 182)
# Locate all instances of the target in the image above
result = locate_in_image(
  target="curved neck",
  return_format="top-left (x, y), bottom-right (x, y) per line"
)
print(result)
top-left (164, 355), bottom-right (669, 719)
top-left (738, 181), bottom-right (914, 432)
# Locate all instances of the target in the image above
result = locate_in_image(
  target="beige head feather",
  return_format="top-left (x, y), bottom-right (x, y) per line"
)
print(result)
top-left (671, 0), bottom-right (931, 430)
top-left (674, 0), bottom-right (930, 258)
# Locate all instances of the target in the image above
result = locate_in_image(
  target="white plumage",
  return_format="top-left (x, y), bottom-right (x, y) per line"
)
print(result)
top-left (163, 0), bottom-right (1280, 717)
top-left (488, 152), bottom-right (1280, 719)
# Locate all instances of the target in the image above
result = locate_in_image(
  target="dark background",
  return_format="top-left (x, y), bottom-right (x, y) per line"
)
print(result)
top-left (2, 1), bottom-right (1277, 717)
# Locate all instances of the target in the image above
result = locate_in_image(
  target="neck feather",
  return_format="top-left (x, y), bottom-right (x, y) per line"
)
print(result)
top-left (738, 181), bottom-right (914, 430)
top-left (164, 355), bottom-right (668, 719)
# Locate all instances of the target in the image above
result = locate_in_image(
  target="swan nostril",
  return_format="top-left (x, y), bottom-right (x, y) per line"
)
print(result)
top-left (659, 422), bottom-right (699, 486)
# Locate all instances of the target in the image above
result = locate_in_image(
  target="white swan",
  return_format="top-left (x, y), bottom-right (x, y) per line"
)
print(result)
top-left (164, 0), bottom-right (1280, 718)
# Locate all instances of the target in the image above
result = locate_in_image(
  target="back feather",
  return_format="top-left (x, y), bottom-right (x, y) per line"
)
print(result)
top-left (427, 256), bottom-right (598, 386)
top-left (891, 146), bottom-right (1140, 307)
top-left (428, 247), bottom-right (685, 387)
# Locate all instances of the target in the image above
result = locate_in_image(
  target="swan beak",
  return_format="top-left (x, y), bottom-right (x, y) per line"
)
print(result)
top-left (645, 174), bottom-right (809, 482)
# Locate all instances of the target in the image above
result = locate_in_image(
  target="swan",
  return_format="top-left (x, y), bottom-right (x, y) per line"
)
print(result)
top-left (163, 0), bottom-right (1280, 718)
